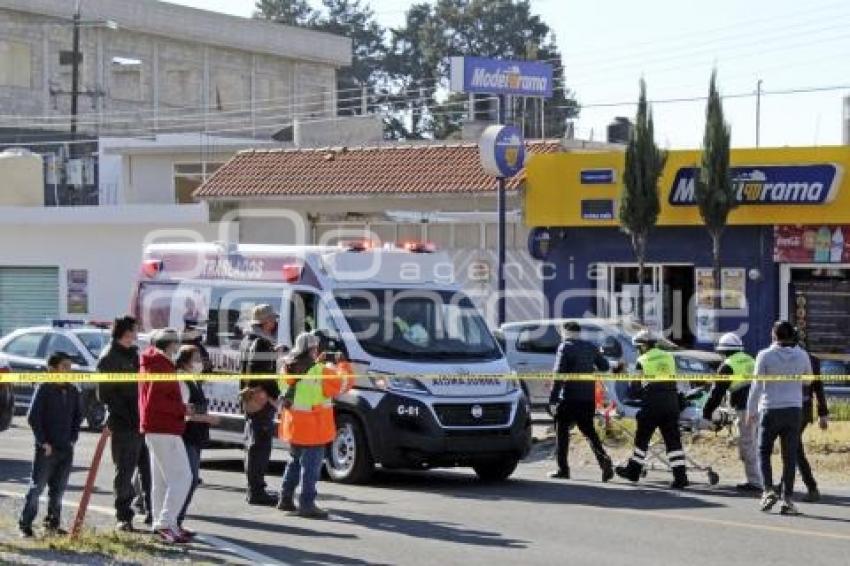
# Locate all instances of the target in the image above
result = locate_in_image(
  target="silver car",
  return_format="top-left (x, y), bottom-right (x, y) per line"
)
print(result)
top-left (497, 318), bottom-right (720, 409)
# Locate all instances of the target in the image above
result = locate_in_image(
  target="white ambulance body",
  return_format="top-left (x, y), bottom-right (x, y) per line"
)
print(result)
top-left (132, 241), bottom-right (531, 482)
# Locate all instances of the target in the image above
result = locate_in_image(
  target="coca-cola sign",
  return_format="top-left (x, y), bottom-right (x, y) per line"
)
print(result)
top-left (774, 225), bottom-right (850, 263)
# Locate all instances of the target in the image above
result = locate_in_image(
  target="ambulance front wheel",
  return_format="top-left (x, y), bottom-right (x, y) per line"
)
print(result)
top-left (473, 456), bottom-right (520, 482)
top-left (326, 414), bottom-right (375, 484)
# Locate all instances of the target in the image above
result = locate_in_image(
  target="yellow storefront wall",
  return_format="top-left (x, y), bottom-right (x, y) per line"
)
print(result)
top-left (525, 145), bottom-right (850, 227)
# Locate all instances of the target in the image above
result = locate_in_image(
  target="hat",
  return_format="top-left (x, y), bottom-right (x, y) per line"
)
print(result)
top-left (150, 328), bottom-right (180, 349)
top-left (250, 304), bottom-right (279, 325)
top-left (283, 332), bottom-right (320, 365)
top-left (631, 329), bottom-right (657, 346)
top-left (715, 332), bottom-right (744, 352)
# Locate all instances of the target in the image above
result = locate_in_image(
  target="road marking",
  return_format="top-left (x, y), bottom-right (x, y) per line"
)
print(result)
top-left (0, 489), bottom-right (289, 565)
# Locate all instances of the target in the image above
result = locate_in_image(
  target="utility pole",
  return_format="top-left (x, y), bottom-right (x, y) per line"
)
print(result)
top-left (496, 93), bottom-right (507, 326)
top-left (755, 79), bottom-right (762, 148)
top-left (70, 0), bottom-right (82, 138)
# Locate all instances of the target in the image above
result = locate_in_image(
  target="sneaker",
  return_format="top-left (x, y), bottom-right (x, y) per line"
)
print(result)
top-left (298, 506), bottom-right (330, 520)
top-left (156, 528), bottom-right (190, 544)
top-left (780, 501), bottom-right (803, 516)
top-left (802, 488), bottom-right (820, 503)
top-left (276, 497), bottom-right (297, 512)
top-left (670, 475), bottom-right (690, 490)
top-left (736, 482), bottom-right (762, 493)
top-left (18, 524), bottom-right (34, 538)
top-left (548, 469), bottom-right (570, 480)
top-left (116, 521), bottom-right (135, 533)
top-left (615, 464), bottom-right (640, 483)
top-left (760, 491), bottom-right (780, 513)
top-left (247, 492), bottom-right (278, 506)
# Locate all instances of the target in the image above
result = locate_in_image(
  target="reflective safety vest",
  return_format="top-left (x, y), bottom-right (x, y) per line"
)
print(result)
top-left (724, 351), bottom-right (755, 392)
top-left (278, 361), bottom-right (353, 446)
top-left (636, 347), bottom-right (678, 395)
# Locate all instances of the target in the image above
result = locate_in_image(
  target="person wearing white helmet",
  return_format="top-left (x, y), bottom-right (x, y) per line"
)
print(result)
top-left (702, 332), bottom-right (760, 493)
top-left (615, 329), bottom-right (689, 489)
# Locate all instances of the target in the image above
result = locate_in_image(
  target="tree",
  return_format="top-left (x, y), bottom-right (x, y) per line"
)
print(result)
top-left (384, 0), bottom-right (579, 139)
top-left (695, 70), bottom-right (735, 323)
top-left (254, 0), bottom-right (315, 26)
top-left (619, 79), bottom-right (667, 325)
top-left (312, 0), bottom-right (387, 116)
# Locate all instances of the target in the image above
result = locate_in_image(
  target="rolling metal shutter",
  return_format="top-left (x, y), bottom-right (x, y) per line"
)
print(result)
top-left (0, 267), bottom-right (59, 336)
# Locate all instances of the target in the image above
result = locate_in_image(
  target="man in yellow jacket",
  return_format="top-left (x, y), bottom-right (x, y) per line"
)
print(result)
top-left (277, 332), bottom-right (351, 519)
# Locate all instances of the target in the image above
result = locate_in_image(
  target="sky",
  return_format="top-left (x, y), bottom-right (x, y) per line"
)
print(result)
top-left (168, 0), bottom-right (850, 149)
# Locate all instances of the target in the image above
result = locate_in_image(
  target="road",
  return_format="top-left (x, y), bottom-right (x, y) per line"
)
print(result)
top-left (0, 418), bottom-right (848, 566)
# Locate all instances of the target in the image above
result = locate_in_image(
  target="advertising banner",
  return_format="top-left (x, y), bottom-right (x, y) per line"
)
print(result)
top-left (66, 269), bottom-right (88, 315)
top-left (450, 56), bottom-right (554, 98)
top-left (774, 225), bottom-right (850, 263)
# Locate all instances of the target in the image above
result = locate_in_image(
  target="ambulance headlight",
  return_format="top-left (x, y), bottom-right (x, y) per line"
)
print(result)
top-left (505, 378), bottom-right (520, 394)
top-left (367, 371), bottom-right (428, 393)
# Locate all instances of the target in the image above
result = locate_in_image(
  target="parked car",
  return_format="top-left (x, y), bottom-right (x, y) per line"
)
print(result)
top-left (0, 353), bottom-right (13, 432)
top-left (0, 320), bottom-right (110, 430)
top-left (818, 357), bottom-right (850, 399)
top-left (497, 318), bottom-right (721, 409)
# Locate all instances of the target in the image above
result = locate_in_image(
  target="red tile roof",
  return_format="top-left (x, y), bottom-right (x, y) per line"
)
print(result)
top-left (194, 140), bottom-right (562, 199)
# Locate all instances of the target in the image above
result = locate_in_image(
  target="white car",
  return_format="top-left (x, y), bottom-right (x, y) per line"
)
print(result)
top-left (0, 322), bottom-right (111, 429)
top-left (497, 318), bottom-right (721, 409)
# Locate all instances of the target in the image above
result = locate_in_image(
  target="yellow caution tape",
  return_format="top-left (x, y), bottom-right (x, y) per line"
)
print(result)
top-left (1, 372), bottom-right (849, 384)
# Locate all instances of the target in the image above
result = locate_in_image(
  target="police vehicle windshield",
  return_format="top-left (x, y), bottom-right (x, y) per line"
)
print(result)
top-left (334, 289), bottom-right (501, 362)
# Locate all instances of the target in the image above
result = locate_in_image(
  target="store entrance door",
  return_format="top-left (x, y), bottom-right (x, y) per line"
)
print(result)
top-left (781, 265), bottom-right (850, 359)
top-left (597, 263), bottom-right (695, 346)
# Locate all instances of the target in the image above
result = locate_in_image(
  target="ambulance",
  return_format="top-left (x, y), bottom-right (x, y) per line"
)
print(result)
top-left (131, 241), bottom-right (531, 483)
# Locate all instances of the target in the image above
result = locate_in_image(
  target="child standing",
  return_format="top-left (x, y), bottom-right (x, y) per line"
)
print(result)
top-left (19, 352), bottom-right (82, 538)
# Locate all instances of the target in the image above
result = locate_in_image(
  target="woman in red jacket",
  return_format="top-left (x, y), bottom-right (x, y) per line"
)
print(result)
top-left (139, 329), bottom-right (192, 544)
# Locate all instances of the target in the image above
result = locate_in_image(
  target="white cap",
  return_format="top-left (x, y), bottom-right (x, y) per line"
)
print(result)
top-left (715, 332), bottom-right (744, 352)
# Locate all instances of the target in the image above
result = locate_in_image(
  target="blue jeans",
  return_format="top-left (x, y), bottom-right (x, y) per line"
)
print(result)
top-left (20, 445), bottom-right (74, 529)
top-left (281, 445), bottom-right (325, 509)
top-left (177, 442), bottom-right (202, 525)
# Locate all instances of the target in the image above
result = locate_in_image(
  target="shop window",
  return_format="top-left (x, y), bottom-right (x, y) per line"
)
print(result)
top-left (0, 40), bottom-right (31, 87)
top-left (174, 162), bottom-right (222, 204)
top-left (110, 56), bottom-right (143, 101)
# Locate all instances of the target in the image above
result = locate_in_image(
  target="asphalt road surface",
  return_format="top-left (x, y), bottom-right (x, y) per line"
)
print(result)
top-left (0, 419), bottom-right (848, 566)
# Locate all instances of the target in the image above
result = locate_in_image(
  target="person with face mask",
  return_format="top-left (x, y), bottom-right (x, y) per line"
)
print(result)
top-left (139, 328), bottom-right (192, 543)
top-left (239, 304), bottom-right (282, 505)
top-left (173, 345), bottom-right (219, 532)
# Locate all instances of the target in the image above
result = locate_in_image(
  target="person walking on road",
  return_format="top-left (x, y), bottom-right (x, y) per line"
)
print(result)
top-left (174, 345), bottom-right (219, 529)
top-left (97, 315), bottom-right (152, 531)
top-left (702, 333), bottom-right (760, 493)
top-left (239, 304), bottom-right (282, 506)
top-left (615, 330), bottom-right (689, 489)
top-left (19, 352), bottom-right (82, 538)
top-left (746, 321), bottom-right (809, 516)
top-left (548, 321), bottom-right (613, 482)
top-left (139, 329), bottom-right (193, 543)
top-left (277, 332), bottom-right (352, 519)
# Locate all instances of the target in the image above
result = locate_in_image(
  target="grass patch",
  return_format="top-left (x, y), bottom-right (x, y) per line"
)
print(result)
top-left (828, 400), bottom-right (850, 422)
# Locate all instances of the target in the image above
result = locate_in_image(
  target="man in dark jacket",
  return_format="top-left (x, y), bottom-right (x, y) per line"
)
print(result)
top-left (239, 304), bottom-right (281, 505)
top-left (548, 321), bottom-right (613, 482)
top-left (792, 352), bottom-right (829, 502)
top-left (97, 315), bottom-right (149, 531)
top-left (19, 352), bottom-right (82, 537)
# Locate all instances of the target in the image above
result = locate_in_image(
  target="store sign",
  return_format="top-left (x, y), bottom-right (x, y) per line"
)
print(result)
top-left (669, 164), bottom-right (841, 206)
top-left (528, 227), bottom-right (554, 260)
top-left (479, 125), bottom-right (526, 178)
top-left (774, 225), bottom-right (850, 263)
top-left (450, 56), bottom-right (554, 98)
top-left (580, 169), bottom-right (615, 184)
top-left (580, 199), bottom-right (615, 220)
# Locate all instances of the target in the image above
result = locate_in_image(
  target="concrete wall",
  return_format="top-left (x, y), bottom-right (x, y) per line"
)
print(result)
top-left (0, 150), bottom-right (43, 206)
top-left (121, 150), bottom-right (238, 205)
top-left (0, 4), bottom-right (345, 137)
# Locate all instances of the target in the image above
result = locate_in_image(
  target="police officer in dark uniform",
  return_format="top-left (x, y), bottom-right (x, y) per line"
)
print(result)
top-left (239, 304), bottom-right (281, 505)
top-left (615, 330), bottom-right (689, 489)
top-left (548, 321), bottom-right (613, 481)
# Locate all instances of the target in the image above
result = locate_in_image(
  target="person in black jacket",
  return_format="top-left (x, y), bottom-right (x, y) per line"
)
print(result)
top-left (548, 322), bottom-right (613, 481)
top-left (19, 352), bottom-right (82, 538)
top-left (97, 315), bottom-right (150, 531)
top-left (791, 352), bottom-right (829, 502)
top-left (239, 304), bottom-right (281, 505)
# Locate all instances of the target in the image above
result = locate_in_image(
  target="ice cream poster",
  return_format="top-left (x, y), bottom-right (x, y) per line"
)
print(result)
top-left (773, 225), bottom-right (850, 263)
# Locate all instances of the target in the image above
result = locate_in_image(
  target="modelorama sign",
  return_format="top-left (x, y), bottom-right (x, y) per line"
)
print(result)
top-left (450, 56), bottom-right (554, 98)
top-left (524, 146), bottom-right (850, 227)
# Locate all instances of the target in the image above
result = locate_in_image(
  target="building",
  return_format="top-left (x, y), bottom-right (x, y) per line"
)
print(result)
top-left (525, 145), bottom-right (850, 355)
top-left (194, 141), bottom-right (564, 324)
top-left (0, 0), bottom-right (350, 137)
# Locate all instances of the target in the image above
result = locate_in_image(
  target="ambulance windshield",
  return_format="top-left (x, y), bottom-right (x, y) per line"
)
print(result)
top-left (334, 289), bottom-right (501, 362)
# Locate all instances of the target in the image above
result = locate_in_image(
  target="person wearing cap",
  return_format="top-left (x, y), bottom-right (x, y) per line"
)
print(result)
top-left (139, 328), bottom-right (193, 543)
top-left (615, 329), bottom-right (689, 489)
top-left (702, 332), bottom-right (760, 492)
top-left (239, 304), bottom-right (282, 505)
top-left (276, 331), bottom-right (352, 519)
top-left (19, 352), bottom-right (82, 538)
top-left (746, 321), bottom-right (810, 516)
top-left (548, 321), bottom-right (613, 482)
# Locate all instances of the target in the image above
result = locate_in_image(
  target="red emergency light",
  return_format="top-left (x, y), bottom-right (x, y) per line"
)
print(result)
top-left (281, 263), bottom-right (302, 283)
top-left (141, 259), bottom-right (163, 278)
top-left (339, 240), bottom-right (372, 252)
top-left (402, 241), bottom-right (437, 253)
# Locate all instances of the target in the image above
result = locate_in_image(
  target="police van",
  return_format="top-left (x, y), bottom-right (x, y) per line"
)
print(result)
top-left (132, 241), bottom-right (531, 483)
